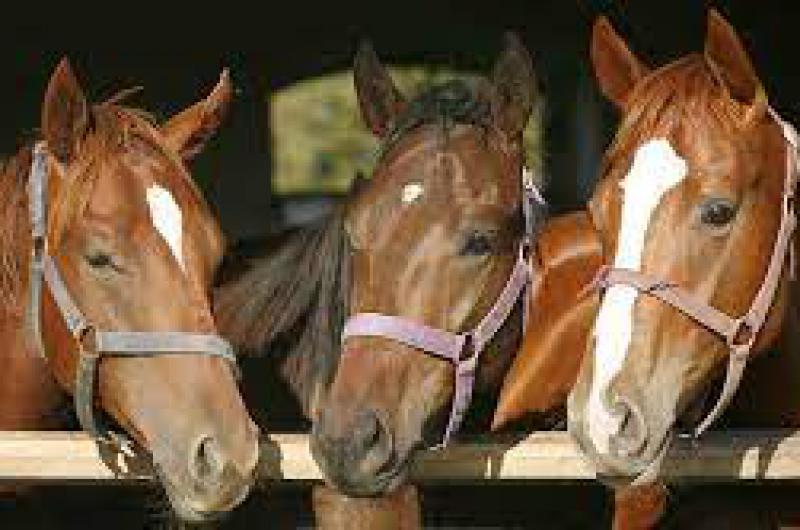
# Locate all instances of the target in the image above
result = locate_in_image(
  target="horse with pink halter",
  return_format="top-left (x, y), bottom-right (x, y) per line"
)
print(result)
top-left (497, 9), bottom-right (800, 528)
top-left (215, 35), bottom-right (546, 506)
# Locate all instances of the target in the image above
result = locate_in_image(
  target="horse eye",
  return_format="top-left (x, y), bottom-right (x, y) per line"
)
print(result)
top-left (460, 231), bottom-right (493, 256)
top-left (85, 251), bottom-right (116, 270)
top-left (700, 198), bottom-right (738, 227)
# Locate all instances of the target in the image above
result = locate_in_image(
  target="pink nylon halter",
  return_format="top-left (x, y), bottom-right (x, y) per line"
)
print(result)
top-left (590, 106), bottom-right (798, 440)
top-left (341, 170), bottom-right (543, 447)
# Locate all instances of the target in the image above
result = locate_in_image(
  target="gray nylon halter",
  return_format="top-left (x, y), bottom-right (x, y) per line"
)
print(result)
top-left (25, 142), bottom-right (237, 443)
top-left (341, 168), bottom-right (544, 447)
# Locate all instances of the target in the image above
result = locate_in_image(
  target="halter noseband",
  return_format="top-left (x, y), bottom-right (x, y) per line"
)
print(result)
top-left (591, 107), bottom-right (798, 437)
top-left (26, 142), bottom-right (238, 443)
top-left (341, 168), bottom-right (543, 447)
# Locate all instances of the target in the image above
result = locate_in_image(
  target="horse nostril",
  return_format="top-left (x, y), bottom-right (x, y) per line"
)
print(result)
top-left (611, 398), bottom-right (648, 459)
top-left (354, 410), bottom-right (382, 450)
top-left (354, 409), bottom-right (396, 476)
top-left (190, 435), bottom-right (226, 486)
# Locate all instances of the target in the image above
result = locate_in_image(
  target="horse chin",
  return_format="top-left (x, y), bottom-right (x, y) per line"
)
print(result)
top-left (328, 466), bottom-right (410, 498)
top-left (153, 462), bottom-right (253, 524)
top-left (600, 436), bottom-right (673, 487)
top-left (568, 409), bottom-right (673, 482)
top-left (311, 438), bottom-right (415, 498)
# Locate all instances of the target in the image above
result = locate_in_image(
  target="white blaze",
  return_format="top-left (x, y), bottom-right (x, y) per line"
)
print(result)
top-left (586, 138), bottom-right (688, 454)
top-left (401, 182), bottom-right (425, 204)
top-left (146, 185), bottom-right (185, 272)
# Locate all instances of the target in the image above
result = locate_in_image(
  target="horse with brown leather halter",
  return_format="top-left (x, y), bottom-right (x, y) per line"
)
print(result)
top-left (495, 10), bottom-right (800, 529)
top-left (0, 59), bottom-right (259, 523)
top-left (215, 35), bottom-right (544, 502)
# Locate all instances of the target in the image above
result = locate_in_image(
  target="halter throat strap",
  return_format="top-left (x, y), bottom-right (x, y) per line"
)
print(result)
top-left (341, 172), bottom-right (543, 447)
top-left (25, 142), bottom-right (237, 441)
top-left (591, 107), bottom-right (798, 437)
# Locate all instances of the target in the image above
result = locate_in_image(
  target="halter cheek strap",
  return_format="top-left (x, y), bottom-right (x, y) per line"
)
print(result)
top-left (590, 107), bottom-right (798, 438)
top-left (341, 171), bottom-right (544, 447)
top-left (26, 142), bottom-right (238, 443)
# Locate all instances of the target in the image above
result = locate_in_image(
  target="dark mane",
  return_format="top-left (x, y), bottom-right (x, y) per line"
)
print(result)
top-left (214, 204), bottom-right (351, 395)
top-left (380, 78), bottom-right (494, 156)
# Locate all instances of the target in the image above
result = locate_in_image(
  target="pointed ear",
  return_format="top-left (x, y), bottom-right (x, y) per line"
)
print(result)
top-left (491, 32), bottom-right (538, 137)
top-left (353, 41), bottom-right (406, 137)
top-left (161, 69), bottom-right (233, 160)
top-left (591, 16), bottom-right (649, 108)
top-left (704, 9), bottom-right (762, 105)
top-left (42, 58), bottom-right (90, 164)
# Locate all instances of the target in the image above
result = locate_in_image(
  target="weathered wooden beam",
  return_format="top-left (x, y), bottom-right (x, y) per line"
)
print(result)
top-left (1, 430), bottom-right (800, 483)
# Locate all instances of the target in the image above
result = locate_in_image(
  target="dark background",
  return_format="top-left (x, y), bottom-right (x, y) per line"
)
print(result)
top-left (2, 0), bottom-right (798, 240)
top-left (3, 0), bottom-right (800, 527)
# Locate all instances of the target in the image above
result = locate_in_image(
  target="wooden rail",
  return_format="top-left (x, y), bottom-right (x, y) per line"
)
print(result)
top-left (2, 430), bottom-right (800, 484)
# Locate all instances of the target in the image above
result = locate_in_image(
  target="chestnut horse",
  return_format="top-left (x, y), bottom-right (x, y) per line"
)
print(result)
top-left (496, 10), bottom-right (800, 529)
top-left (493, 211), bottom-right (602, 430)
top-left (0, 59), bottom-right (259, 522)
top-left (494, 205), bottom-right (672, 529)
top-left (215, 35), bottom-right (542, 500)
top-left (569, 6), bottom-right (800, 482)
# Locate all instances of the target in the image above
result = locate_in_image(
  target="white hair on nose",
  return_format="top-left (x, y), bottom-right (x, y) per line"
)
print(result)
top-left (586, 138), bottom-right (688, 455)
top-left (401, 182), bottom-right (425, 204)
top-left (146, 184), bottom-right (185, 272)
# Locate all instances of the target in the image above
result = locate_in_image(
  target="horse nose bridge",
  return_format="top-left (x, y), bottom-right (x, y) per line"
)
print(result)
top-left (156, 355), bottom-right (259, 480)
top-left (335, 342), bottom-right (414, 397)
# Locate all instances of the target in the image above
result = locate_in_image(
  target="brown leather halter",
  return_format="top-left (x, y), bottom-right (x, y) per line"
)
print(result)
top-left (591, 108), bottom-right (798, 437)
top-left (25, 142), bottom-right (238, 443)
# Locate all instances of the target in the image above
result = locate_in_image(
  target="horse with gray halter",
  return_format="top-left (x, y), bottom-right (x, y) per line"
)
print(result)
top-left (0, 59), bottom-right (259, 524)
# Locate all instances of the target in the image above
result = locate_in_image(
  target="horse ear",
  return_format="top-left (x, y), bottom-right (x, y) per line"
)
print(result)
top-left (591, 17), bottom-right (649, 108)
top-left (42, 58), bottom-right (89, 165)
top-left (705, 9), bottom-right (764, 114)
top-left (490, 33), bottom-right (538, 137)
top-left (161, 69), bottom-right (233, 160)
top-left (354, 41), bottom-right (406, 137)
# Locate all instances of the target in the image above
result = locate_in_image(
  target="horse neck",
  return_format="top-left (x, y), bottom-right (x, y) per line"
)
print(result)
top-left (492, 211), bottom-right (603, 429)
top-left (0, 145), bottom-right (67, 430)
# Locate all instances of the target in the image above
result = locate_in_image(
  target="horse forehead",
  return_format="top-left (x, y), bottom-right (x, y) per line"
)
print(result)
top-left (438, 142), bottom-right (512, 207)
top-left (383, 146), bottom-right (505, 208)
top-left (675, 123), bottom-right (737, 167)
top-left (622, 138), bottom-right (688, 192)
